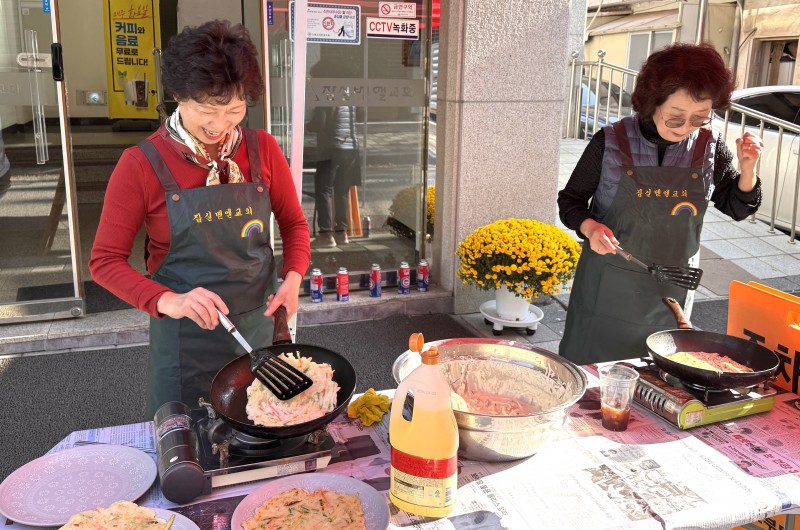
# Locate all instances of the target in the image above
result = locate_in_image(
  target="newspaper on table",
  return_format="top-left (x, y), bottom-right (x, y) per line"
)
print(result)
top-left (4, 383), bottom-right (800, 530)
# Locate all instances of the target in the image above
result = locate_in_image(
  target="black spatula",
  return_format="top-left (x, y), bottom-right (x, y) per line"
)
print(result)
top-left (216, 307), bottom-right (313, 400)
top-left (614, 244), bottom-right (703, 290)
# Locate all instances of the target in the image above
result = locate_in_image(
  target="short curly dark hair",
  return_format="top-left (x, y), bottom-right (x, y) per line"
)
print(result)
top-left (631, 42), bottom-right (736, 120)
top-left (161, 19), bottom-right (264, 104)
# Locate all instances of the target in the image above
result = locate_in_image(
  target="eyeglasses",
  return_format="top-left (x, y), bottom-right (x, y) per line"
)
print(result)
top-left (660, 109), bottom-right (713, 129)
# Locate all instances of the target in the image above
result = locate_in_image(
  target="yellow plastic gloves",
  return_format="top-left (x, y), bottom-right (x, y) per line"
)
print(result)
top-left (347, 388), bottom-right (391, 427)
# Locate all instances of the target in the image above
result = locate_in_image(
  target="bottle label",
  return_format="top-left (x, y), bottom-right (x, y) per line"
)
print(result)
top-left (390, 447), bottom-right (457, 508)
top-left (156, 414), bottom-right (191, 439)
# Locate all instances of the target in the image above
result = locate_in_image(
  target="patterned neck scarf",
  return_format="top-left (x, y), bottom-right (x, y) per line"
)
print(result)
top-left (165, 107), bottom-right (245, 185)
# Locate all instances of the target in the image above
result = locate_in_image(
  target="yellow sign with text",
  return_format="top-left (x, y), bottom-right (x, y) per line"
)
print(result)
top-left (102, 0), bottom-right (161, 119)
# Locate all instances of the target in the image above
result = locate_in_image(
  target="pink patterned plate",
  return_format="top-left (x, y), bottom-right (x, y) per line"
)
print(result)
top-left (0, 445), bottom-right (157, 527)
top-left (231, 473), bottom-right (390, 530)
top-left (152, 509), bottom-right (200, 530)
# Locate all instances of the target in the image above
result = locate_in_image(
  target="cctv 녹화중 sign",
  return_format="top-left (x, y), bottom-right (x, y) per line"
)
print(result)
top-left (366, 17), bottom-right (419, 40)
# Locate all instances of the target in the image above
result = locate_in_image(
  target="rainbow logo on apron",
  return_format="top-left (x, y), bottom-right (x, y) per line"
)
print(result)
top-left (241, 219), bottom-right (264, 237)
top-left (671, 201), bottom-right (698, 216)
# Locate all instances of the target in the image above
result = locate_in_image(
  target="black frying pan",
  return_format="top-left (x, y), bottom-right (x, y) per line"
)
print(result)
top-left (210, 307), bottom-right (356, 439)
top-left (646, 298), bottom-right (779, 388)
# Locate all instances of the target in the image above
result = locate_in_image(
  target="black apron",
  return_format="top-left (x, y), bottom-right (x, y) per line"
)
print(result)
top-left (559, 123), bottom-right (711, 365)
top-left (139, 128), bottom-right (277, 418)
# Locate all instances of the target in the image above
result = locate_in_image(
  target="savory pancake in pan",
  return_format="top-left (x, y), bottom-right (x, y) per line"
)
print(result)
top-left (667, 351), bottom-right (753, 374)
top-left (246, 351), bottom-right (340, 427)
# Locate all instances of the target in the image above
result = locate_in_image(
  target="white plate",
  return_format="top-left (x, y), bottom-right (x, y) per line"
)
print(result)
top-left (0, 445), bottom-right (157, 527)
top-left (152, 508), bottom-right (200, 530)
top-left (231, 473), bottom-right (390, 530)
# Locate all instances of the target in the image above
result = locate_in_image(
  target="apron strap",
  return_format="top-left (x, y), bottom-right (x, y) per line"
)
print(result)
top-left (691, 128), bottom-right (713, 168)
top-left (138, 139), bottom-right (180, 192)
top-left (243, 128), bottom-right (262, 183)
top-left (612, 121), bottom-right (634, 167)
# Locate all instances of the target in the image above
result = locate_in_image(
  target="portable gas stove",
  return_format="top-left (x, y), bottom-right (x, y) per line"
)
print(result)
top-left (632, 364), bottom-right (777, 429)
top-left (154, 400), bottom-right (338, 504)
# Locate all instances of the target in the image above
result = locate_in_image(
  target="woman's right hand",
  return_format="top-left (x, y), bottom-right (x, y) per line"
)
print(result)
top-left (156, 288), bottom-right (229, 329)
top-left (579, 219), bottom-right (619, 255)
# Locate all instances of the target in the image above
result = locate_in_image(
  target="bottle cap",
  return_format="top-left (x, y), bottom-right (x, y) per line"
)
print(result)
top-left (408, 333), bottom-right (424, 353)
top-left (421, 345), bottom-right (440, 365)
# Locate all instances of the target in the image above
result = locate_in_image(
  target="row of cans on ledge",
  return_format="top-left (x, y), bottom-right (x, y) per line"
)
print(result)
top-left (310, 260), bottom-right (429, 303)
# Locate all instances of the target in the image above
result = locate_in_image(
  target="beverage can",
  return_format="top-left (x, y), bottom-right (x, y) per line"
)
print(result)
top-left (417, 259), bottom-right (429, 292)
top-left (310, 268), bottom-right (323, 303)
top-left (398, 261), bottom-right (411, 295)
top-left (370, 263), bottom-right (382, 297)
top-left (363, 215), bottom-right (372, 238)
top-left (336, 267), bottom-right (350, 302)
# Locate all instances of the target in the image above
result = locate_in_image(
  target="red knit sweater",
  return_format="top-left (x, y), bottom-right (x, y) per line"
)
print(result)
top-left (89, 126), bottom-right (311, 317)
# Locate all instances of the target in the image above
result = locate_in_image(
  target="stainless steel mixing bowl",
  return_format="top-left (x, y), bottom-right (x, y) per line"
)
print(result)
top-left (392, 338), bottom-right (587, 462)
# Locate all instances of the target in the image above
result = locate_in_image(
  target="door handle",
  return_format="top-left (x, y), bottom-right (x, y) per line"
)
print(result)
top-left (51, 43), bottom-right (63, 81)
top-left (24, 29), bottom-right (48, 164)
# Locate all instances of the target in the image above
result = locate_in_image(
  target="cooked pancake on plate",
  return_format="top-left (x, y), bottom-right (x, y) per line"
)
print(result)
top-left (246, 351), bottom-right (339, 427)
top-left (59, 500), bottom-right (170, 529)
top-left (242, 487), bottom-right (366, 530)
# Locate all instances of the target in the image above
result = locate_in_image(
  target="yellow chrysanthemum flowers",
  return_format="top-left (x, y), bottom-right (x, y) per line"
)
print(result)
top-left (426, 186), bottom-right (436, 227)
top-left (455, 218), bottom-right (582, 301)
top-left (387, 186), bottom-right (436, 240)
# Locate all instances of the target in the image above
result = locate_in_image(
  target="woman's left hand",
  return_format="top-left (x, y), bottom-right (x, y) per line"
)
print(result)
top-left (735, 132), bottom-right (764, 175)
top-left (265, 270), bottom-right (303, 318)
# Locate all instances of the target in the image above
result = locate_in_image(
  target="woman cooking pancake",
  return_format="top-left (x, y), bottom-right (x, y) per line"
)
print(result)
top-left (557, 42), bottom-right (763, 365)
top-left (90, 20), bottom-right (310, 417)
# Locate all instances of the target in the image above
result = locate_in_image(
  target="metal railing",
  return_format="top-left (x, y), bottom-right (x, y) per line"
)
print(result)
top-left (565, 50), bottom-right (800, 242)
top-left (720, 107), bottom-right (800, 242)
top-left (565, 50), bottom-right (638, 141)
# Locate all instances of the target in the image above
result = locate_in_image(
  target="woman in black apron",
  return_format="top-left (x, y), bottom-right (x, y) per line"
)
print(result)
top-left (557, 42), bottom-right (763, 365)
top-left (90, 21), bottom-right (311, 417)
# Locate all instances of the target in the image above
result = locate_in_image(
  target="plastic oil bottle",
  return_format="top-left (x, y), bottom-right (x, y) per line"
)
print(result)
top-left (389, 334), bottom-right (459, 517)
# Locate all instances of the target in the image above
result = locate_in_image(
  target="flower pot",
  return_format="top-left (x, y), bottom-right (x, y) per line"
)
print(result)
top-left (494, 285), bottom-right (531, 321)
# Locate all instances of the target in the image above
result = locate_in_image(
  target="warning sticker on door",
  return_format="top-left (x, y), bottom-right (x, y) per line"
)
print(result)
top-left (290, 2), bottom-right (361, 45)
top-left (379, 2), bottom-right (416, 18)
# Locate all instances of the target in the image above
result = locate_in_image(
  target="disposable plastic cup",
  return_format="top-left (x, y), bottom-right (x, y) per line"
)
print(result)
top-left (598, 364), bottom-right (640, 431)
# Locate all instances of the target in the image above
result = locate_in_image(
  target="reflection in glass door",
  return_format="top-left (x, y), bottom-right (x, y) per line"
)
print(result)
top-left (0, 0), bottom-right (84, 322)
top-left (264, 1), bottom-right (432, 289)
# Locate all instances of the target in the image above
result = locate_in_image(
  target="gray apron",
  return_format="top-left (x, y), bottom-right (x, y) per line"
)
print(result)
top-left (559, 122), bottom-right (711, 365)
top-left (139, 128), bottom-right (277, 418)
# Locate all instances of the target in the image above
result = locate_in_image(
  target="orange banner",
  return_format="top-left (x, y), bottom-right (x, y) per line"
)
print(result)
top-left (733, 514), bottom-right (792, 529)
top-left (727, 281), bottom-right (800, 394)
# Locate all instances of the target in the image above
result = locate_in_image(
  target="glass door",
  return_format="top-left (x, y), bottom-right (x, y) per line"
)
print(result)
top-left (263, 0), bottom-right (433, 290)
top-left (0, 0), bottom-right (84, 323)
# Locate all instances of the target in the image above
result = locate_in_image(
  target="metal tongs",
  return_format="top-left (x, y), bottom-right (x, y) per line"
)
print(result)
top-left (614, 244), bottom-right (703, 290)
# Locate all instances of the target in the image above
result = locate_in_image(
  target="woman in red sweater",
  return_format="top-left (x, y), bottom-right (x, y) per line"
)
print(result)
top-left (90, 20), bottom-right (311, 417)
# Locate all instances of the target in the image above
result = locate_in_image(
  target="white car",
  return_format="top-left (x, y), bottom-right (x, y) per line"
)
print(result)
top-left (712, 86), bottom-right (800, 232)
